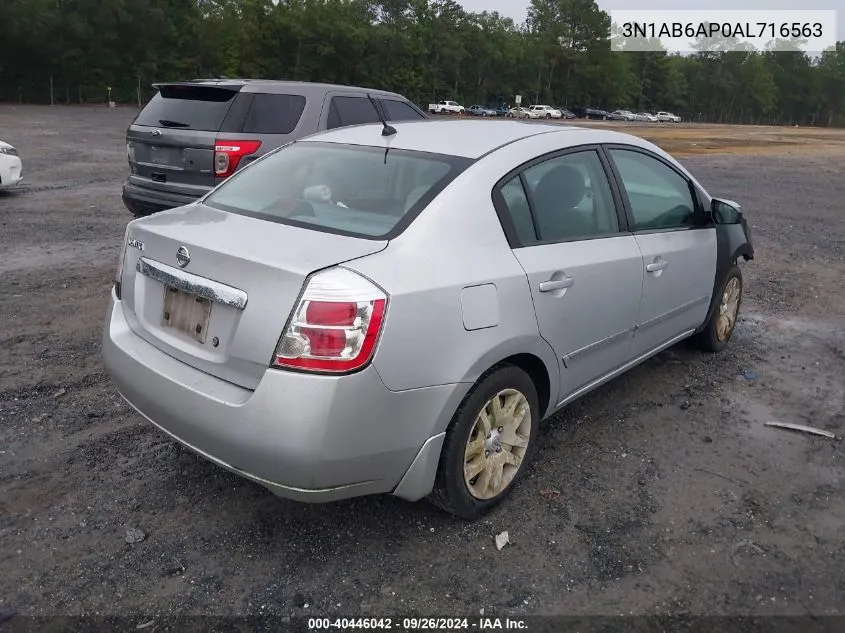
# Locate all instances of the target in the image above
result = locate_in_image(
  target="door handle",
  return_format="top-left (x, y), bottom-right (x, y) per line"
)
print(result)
top-left (646, 259), bottom-right (668, 273)
top-left (539, 277), bottom-right (574, 292)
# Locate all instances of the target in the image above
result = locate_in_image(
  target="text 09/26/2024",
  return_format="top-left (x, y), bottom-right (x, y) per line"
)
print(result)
top-left (307, 618), bottom-right (528, 630)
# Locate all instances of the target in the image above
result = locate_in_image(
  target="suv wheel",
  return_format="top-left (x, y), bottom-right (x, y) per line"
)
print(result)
top-left (428, 365), bottom-right (539, 520)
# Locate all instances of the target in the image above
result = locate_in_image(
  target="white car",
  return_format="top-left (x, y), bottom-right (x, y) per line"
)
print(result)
top-left (637, 112), bottom-right (659, 122)
top-left (610, 110), bottom-right (637, 121)
top-left (0, 141), bottom-right (22, 190)
top-left (428, 101), bottom-right (466, 115)
top-left (656, 111), bottom-right (682, 123)
top-left (509, 107), bottom-right (540, 119)
top-left (529, 105), bottom-right (562, 119)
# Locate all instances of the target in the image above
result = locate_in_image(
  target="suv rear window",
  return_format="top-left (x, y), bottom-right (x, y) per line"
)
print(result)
top-left (204, 141), bottom-right (471, 239)
top-left (134, 85), bottom-right (238, 131)
top-left (242, 93), bottom-right (307, 134)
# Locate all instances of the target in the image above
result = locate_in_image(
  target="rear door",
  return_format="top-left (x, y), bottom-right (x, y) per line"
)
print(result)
top-left (493, 147), bottom-right (644, 404)
top-left (127, 83), bottom-right (242, 196)
top-left (605, 146), bottom-right (716, 358)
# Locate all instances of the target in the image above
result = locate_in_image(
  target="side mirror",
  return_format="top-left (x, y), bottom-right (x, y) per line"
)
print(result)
top-left (711, 198), bottom-right (743, 224)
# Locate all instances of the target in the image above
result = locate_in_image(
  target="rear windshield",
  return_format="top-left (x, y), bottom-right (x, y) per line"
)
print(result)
top-left (203, 142), bottom-right (471, 239)
top-left (134, 85), bottom-right (238, 131)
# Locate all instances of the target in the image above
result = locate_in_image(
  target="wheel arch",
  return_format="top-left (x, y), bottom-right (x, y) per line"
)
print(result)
top-left (495, 353), bottom-right (552, 420)
top-left (391, 349), bottom-right (555, 504)
top-left (457, 338), bottom-right (559, 423)
top-left (697, 223), bottom-right (753, 334)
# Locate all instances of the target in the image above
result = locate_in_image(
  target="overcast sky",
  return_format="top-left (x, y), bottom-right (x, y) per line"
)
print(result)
top-left (456, 0), bottom-right (845, 40)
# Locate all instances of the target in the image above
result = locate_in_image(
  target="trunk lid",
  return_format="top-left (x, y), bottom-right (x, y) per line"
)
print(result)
top-left (127, 83), bottom-right (242, 194)
top-left (120, 203), bottom-right (388, 389)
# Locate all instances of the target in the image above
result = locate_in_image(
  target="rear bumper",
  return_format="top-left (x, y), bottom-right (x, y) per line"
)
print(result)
top-left (102, 291), bottom-right (468, 503)
top-left (122, 179), bottom-right (205, 216)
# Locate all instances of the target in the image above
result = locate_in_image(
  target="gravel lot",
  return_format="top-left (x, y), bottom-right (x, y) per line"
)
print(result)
top-left (1, 106), bottom-right (843, 620)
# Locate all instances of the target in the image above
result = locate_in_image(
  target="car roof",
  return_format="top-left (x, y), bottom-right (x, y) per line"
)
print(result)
top-left (302, 119), bottom-right (655, 159)
top-left (153, 78), bottom-right (405, 98)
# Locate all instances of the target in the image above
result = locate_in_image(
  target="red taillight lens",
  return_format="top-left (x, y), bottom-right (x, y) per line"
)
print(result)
top-left (305, 301), bottom-right (358, 326)
top-left (272, 269), bottom-right (388, 374)
top-left (214, 139), bottom-right (261, 178)
top-left (299, 327), bottom-right (347, 357)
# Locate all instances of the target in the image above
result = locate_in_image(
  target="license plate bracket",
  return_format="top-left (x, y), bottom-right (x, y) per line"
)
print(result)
top-left (162, 286), bottom-right (212, 343)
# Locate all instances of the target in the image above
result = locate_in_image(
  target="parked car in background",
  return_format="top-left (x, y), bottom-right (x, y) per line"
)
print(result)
top-left (633, 112), bottom-right (658, 122)
top-left (467, 105), bottom-right (497, 117)
top-left (103, 119), bottom-right (754, 519)
top-left (493, 106), bottom-right (511, 117)
top-left (609, 110), bottom-right (636, 121)
top-left (572, 107), bottom-right (609, 120)
top-left (123, 79), bottom-right (428, 217)
top-left (429, 100), bottom-right (465, 115)
top-left (555, 108), bottom-right (577, 119)
top-left (657, 111), bottom-right (682, 122)
top-left (509, 107), bottom-right (540, 119)
top-left (0, 141), bottom-right (23, 190)
top-left (529, 105), bottom-right (562, 119)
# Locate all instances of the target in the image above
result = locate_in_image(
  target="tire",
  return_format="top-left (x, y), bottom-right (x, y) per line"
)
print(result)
top-left (428, 365), bottom-right (540, 520)
top-left (692, 264), bottom-right (743, 353)
top-left (545, 113), bottom-right (551, 119)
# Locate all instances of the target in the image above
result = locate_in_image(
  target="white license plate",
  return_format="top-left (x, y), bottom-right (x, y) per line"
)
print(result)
top-left (162, 286), bottom-right (212, 343)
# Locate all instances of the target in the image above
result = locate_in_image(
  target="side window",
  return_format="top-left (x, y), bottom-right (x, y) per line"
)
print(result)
top-left (499, 176), bottom-right (537, 244)
top-left (521, 150), bottom-right (620, 242)
top-left (326, 96), bottom-right (381, 130)
top-left (380, 99), bottom-right (426, 122)
top-left (608, 148), bottom-right (696, 231)
top-left (242, 94), bottom-right (306, 134)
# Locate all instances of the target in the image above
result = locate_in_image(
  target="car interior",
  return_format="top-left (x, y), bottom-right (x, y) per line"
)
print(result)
top-left (206, 144), bottom-right (456, 237)
top-left (500, 152), bottom-right (620, 244)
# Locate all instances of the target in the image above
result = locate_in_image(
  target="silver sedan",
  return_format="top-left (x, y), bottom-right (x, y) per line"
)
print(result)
top-left (103, 120), bottom-right (754, 519)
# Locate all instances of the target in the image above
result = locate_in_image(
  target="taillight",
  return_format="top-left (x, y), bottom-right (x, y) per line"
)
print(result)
top-left (214, 139), bottom-right (261, 178)
top-left (272, 268), bottom-right (388, 374)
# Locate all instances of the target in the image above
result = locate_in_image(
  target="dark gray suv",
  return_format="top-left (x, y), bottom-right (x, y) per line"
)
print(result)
top-left (122, 79), bottom-right (429, 216)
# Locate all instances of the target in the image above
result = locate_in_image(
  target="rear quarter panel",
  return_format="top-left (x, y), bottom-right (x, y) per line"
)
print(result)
top-left (344, 133), bottom-right (592, 416)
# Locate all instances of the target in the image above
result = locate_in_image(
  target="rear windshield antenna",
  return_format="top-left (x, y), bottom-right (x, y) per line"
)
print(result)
top-left (367, 94), bottom-right (397, 137)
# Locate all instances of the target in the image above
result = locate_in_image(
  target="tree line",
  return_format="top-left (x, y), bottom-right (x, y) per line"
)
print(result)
top-left (1, 0), bottom-right (844, 126)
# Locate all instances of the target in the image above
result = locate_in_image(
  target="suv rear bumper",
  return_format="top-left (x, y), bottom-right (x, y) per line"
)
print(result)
top-left (122, 179), bottom-right (207, 216)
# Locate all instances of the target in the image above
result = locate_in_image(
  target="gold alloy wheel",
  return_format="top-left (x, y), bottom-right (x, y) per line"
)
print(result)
top-left (463, 388), bottom-right (532, 500)
top-left (717, 277), bottom-right (741, 342)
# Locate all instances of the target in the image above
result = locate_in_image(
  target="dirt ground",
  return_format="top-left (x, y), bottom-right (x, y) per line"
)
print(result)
top-left (0, 106), bottom-right (843, 620)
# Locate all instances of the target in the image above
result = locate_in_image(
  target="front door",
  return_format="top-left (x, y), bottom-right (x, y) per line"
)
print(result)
top-left (605, 147), bottom-right (717, 358)
top-left (494, 148), bottom-right (644, 403)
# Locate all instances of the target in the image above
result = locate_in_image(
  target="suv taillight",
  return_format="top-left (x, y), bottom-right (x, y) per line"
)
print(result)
top-left (272, 268), bottom-right (388, 374)
top-left (214, 139), bottom-right (261, 179)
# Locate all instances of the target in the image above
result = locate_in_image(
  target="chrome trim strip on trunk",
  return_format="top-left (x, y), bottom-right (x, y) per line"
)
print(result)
top-left (136, 257), bottom-right (248, 310)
